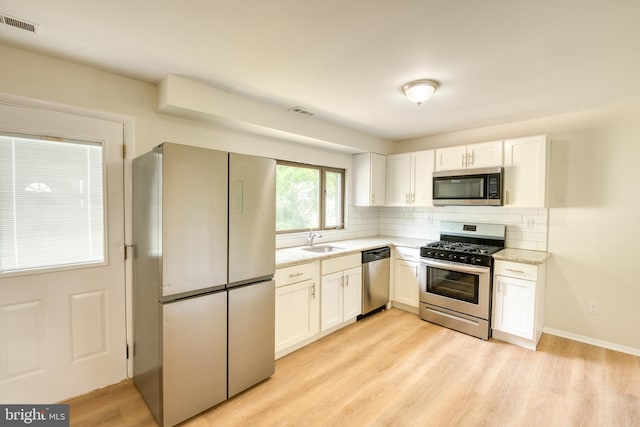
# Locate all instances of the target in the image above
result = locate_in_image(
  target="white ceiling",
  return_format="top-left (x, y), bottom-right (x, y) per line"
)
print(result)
top-left (1, 0), bottom-right (639, 141)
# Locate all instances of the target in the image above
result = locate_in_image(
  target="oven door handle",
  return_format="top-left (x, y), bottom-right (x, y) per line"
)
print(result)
top-left (420, 258), bottom-right (489, 275)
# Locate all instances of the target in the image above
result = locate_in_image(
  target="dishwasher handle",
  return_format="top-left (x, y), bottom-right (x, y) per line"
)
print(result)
top-left (362, 246), bottom-right (391, 263)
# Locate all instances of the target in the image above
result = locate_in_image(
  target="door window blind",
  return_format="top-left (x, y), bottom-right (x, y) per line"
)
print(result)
top-left (0, 133), bottom-right (105, 273)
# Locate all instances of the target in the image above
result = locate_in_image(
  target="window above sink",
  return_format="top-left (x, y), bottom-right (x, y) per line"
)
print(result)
top-left (276, 161), bottom-right (345, 234)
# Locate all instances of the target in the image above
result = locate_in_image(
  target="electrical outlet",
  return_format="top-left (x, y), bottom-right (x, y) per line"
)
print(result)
top-left (526, 218), bottom-right (535, 229)
top-left (587, 301), bottom-right (599, 315)
top-left (427, 215), bottom-right (433, 224)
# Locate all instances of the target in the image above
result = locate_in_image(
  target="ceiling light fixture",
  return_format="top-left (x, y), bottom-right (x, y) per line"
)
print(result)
top-left (402, 79), bottom-right (439, 106)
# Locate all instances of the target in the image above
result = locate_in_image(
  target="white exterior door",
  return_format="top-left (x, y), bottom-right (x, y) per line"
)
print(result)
top-left (0, 103), bottom-right (126, 403)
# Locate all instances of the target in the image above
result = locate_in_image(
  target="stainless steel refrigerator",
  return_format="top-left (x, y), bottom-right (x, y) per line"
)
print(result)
top-left (132, 143), bottom-right (275, 427)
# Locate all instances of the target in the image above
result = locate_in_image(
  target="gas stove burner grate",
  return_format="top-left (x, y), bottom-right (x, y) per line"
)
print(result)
top-left (424, 241), bottom-right (502, 256)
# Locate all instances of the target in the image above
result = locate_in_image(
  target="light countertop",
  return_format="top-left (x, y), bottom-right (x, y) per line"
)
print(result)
top-left (493, 248), bottom-right (550, 265)
top-left (277, 237), bottom-right (551, 268)
top-left (276, 236), bottom-right (427, 268)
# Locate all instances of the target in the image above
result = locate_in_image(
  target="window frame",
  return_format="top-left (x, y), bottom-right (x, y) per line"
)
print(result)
top-left (276, 160), bottom-right (346, 234)
top-left (0, 131), bottom-right (108, 276)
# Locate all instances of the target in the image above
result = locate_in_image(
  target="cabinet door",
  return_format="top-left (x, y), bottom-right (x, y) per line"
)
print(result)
top-left (393, 260), bottom-right (419, 308)
top-left (321, 271), bottom-right (344, 331)
top-left (343, 266), bottom-right (362, 320)
top-left (353, 152), bottom-right (386, 206)
top-left (370, 153), bottom-right (387, 206)
top-left (275, 279), bottom-right (319, 352)
top-left (467, 141), bottom-right (503, 169)
top-left (386, 153), bottom-right (411, 206)
top-left (493, 275), bottom-right (535, 339)
top-left (435, 145), bottom-right (467, 171)
top-left (411, 150), bottom-right (435, 206)
top-left (503, 136), bottom-right (548, 207)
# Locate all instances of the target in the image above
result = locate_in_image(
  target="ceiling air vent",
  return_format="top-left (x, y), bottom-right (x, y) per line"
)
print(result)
top-left (0, 13), bottom-right (39, 34)
top-left (288, 106), bottom-right (314, 116)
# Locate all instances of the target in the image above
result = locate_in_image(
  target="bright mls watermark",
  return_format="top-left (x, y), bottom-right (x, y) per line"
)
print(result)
top-left (0, 405), bottom-right (69, 426)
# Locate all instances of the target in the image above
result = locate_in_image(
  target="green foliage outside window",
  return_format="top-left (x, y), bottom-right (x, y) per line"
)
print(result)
top-left (276, 162), bottom-right (344, 233)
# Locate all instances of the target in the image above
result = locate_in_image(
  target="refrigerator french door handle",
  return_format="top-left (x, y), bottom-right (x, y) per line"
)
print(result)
top-left (235, 180), bottom-right (243, 214)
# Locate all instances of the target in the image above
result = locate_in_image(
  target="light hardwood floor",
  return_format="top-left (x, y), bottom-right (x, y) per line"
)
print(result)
top-left (64, 308), bottom-right (640, 426)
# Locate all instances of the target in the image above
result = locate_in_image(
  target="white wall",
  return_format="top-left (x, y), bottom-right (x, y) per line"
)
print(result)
top-left (396, 104), bottom-right (640, 352)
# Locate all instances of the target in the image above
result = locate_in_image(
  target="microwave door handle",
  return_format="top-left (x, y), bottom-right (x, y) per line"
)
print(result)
top-left (420, 259), bottom-right (489, 275)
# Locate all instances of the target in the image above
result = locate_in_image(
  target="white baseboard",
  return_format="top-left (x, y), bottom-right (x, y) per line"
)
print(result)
top-left (543, 327), bottom-right (640, 357)
top-left (390, 301), bottom-right (419, 315)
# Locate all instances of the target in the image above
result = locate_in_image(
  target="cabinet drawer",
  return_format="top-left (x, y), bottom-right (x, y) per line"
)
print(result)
top-left (395, 246), bottom-right (420, 261)
top-left (494, 260), bottom-right (537, 281)
top-left (275, 262), bottom-right (316, 287)
top-left (321, 253), bottom-right (361, 275)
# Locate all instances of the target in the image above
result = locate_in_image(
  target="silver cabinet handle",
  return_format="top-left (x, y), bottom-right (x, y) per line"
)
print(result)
top-left (461, 153), bottom-right (466, 167)
top-left (505, 268), bottom-right (526, 274)
top-left (415, 265), bottom-right (419, 278)
top-left (289, 272), bottom-right (303, 278)
top-left (468, 152), bottom-right (474, 166)
top-left (311, 283), bottom-right (316, 299)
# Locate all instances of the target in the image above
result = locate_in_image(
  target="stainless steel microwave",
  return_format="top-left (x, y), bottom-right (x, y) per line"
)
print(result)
top-left (432, 167), bottom-right (503, 206)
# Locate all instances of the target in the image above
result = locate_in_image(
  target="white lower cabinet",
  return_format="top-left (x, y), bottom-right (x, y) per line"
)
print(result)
top-left (275, 253), bottom-right (362, 358)
top-left (275, 279), bottom-right (319, 351)
top-left (492, 260), bottom-right (546, 350)
top-left (321, 254), bottom-right (362, 332)
top-left (275, 262), bottom-right (320, 357)
top-left (320, 266), bottom-right (362, 331)
top-left (392, 247), bottom-right (420, 312)
top-left (493, 275), bottom-right (535, 338)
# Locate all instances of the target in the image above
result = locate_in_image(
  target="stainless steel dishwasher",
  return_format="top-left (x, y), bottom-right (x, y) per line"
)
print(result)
top-left (360, 246), bottom-right (391, 317)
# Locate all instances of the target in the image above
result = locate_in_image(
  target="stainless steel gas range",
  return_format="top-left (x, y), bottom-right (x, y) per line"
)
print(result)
top-left (418, 221), bottom-right (506, 340)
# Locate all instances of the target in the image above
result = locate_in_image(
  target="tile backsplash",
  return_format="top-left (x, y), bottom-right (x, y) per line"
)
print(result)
top-left (276, 205), bottom-right (380, 249)
top-left (379, 206), bottom-right (548, 250)
top-left (276, 205), bottom-right (548, 251)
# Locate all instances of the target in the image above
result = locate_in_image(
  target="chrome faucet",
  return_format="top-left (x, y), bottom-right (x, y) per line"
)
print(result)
top-left (306, 229), bottom-right (322, 246)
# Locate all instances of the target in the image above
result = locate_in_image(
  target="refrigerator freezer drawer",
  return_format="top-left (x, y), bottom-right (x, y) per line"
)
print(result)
top-left (162, 291), bottom-right (227, 427)
top-left (228, 280), bottom-right (275, 397)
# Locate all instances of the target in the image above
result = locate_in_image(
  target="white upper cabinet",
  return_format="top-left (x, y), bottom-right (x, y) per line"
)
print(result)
top-left (435, 145), bottom-right (467, 171)
top-left (353, 152), bottom-right (386, 206)
top-left (503, 135), bottom-right (549, 207)
top-left (386, 150), bottom-right (435, 206)
top-left (435, 141), bottom-right (503, 171)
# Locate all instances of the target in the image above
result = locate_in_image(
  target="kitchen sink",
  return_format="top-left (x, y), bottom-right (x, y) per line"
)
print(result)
top-left (301, 245), bottom-right (345, 253)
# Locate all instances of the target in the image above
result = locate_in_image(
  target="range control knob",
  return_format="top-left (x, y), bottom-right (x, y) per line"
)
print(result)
top-left (448, 254), bottom-right (456, 261)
